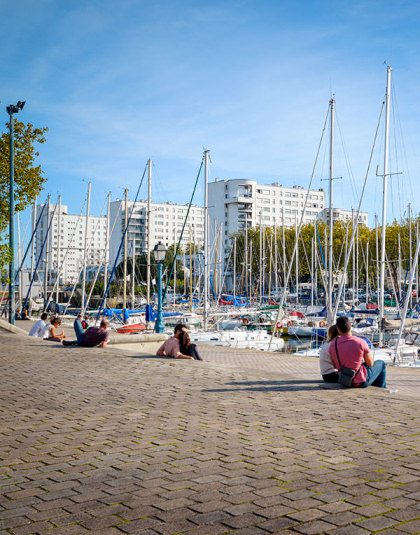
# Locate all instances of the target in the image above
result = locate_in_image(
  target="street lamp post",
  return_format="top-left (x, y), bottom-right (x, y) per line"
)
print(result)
top-left (6, 101), bottom-right (25, 325)
top-left (153, 241), bottom-right (166, 333)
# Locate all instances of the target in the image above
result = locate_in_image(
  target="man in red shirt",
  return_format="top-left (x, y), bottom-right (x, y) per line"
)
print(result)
top-left (329, 316), bottom-right (386, 388)
top-left (81, 319), bottom-right (110, 348)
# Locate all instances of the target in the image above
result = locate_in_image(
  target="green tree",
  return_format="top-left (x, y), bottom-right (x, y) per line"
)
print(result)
top-left (0, 120), bottom-right (48, 272)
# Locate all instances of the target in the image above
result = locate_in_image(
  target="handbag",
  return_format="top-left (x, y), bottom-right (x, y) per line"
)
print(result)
top-left (335, 339), bottom-right (362, 388)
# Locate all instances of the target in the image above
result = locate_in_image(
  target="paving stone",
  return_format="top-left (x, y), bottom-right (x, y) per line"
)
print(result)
top-left (257, 517), bottom-right (298, 532)
top-left (322, 511), bottom-right (364, 526)
top-left (294, 519), bottom-right (338, 534)
top-left (0, 332), bottom-right (419, 535)
top-left (385, 507), bottom-right (420, 522)
top-left (396, 519), bottom-right (420, 533)
top-left (328, 526), bottom-right (371, 534)
top-left (356, 515), bottom-right (399, 531)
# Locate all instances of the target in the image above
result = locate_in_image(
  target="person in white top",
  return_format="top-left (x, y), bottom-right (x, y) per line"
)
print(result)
top-left (29, 313), bottom-right (48, 338)
top-left (319, 324), bottom-right (339, 383)
top-left (43, 317), bottom-right (66, 342)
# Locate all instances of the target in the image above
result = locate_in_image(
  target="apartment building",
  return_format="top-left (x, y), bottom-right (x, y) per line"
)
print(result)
top-left (109, 199), bottom-right (204, 267)
top-left (208, 178), bottom-right (326, 251)
top-left (34, 201), bottom-right (108, 285)
top-left (318, 207), bottom-right (369, 226)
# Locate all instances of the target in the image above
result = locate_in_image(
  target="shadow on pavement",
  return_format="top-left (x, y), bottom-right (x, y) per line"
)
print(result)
top-left (204, 380), bottom-right (324, 392)
top-left (226, 380), bottom-right (321, 385)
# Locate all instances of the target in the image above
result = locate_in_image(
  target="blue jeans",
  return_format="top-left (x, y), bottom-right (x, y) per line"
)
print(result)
top-left (74, 320), bottom-right (85, 345)
top-left (361, 360), bottom-right (387, 388)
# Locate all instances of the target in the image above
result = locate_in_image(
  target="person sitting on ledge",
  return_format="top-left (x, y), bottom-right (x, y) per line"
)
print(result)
top-left (329, 316), bottom-right (387, 388)
top-left (81, 319), bottom-right (110, 348)
top-left (319, 324), bottom-right (339, 383)
top-left (156, 323), bottom-right (194, 359)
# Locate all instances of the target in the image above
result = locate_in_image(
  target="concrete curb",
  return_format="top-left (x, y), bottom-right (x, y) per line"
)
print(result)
top-left (0, 318), bottom-right (28, 336)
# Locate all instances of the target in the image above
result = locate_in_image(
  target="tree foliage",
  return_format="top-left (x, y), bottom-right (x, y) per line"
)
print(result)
top-left (0, 120), bottom-right (48, 272)
top-left (230, 217), bottom-right (420, 294)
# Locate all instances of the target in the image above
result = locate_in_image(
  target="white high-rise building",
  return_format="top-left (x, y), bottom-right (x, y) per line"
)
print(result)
top-left (208, 178), bottom-right (326, 253)
top-left (34, 201), bottom-right (108, 285)
top-left (318, 207), bottom-right (369, 226)
top-left (109, 199), bottom-right (204, 268)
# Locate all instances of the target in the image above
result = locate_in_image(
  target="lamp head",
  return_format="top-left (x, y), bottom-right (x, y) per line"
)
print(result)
top-left (153, 241), bottom-right (167, 264)
top-left (6, 101), bottom-right (26, 115)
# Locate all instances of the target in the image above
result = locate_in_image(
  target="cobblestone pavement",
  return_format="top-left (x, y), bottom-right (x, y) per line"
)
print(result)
top-left (0, 331), bottom-right (419, 534)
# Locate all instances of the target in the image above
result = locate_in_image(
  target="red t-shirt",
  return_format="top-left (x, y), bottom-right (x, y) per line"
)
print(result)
top-left (329, 335), bottom-right (369, 383)
top-left (81, 327), bottom-right (109, 347)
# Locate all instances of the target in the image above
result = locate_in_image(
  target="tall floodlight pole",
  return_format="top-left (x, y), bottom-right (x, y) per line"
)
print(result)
top-left (379, 66), bottom-right (391, 341)
top-left (6, 100), bottom-right (25, 324)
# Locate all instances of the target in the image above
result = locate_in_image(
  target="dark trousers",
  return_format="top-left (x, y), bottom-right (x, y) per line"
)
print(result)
top-left (322, 372), bottom-right (339, 383)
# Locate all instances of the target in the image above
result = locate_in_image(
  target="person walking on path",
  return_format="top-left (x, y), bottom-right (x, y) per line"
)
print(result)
top-left (329, 316), bottom-right (386, 388)
top-left (29, 313), bottom-right (48, 338)
top-left (319, 324), bottom-right (339, 382)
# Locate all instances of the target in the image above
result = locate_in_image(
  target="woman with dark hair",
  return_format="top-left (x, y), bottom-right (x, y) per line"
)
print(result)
top-left (319, 324), bottom-right (339, 382)
top-left (179, 332), bottom-right (203, 361)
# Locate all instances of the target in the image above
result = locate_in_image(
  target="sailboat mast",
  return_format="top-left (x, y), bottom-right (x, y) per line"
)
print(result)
top-left (146, 159), bottom-right (152, 310)
top-left (379, 66), bottom-right (392, 329)
top-left (30, 197), bottom-right (37, 311)
top-left (17, 212), bottom-right (22, 307)
top-left (123, 188), bottom-right (128, 311)
top-left (232, 237), bottom-right (236, 300)
top-left (131, 238), bottom-right (135, 307)
top-left (203, 149), bottom-right (210, 330)
top-left (189, 224), bottom-right (193, 312)
top-left (409, 202), bottom-right (412, 310)
top-left (81, 182), bottom-right (91, 313)
top-left (295, 214), bottom-right (298, 302)
top-left (327, 97), bottom-right (335, 324)
top-left (103, 192), bottom-right (111, 306)
top-left (56, 195), bottom-right (61, 305)
top-left (173, 227), bottom-right (177, 305)
top-left (282, 208), bottom-right (286, 289)
top-left (44, 195), bottom-right (50, 307)
top-left (311, 237), bottom-right (314, 308)
top-left (366, 241), bottom-right (369, 307)
top-left (259, 213), bottom-right (263, 301)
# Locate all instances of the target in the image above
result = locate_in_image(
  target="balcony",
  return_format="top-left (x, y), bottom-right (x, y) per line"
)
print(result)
top-left (224, 195), bottom-right (255, 205)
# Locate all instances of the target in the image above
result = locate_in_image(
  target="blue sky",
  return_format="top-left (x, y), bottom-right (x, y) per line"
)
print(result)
top-left (2, 0), bottom-right (420, 230)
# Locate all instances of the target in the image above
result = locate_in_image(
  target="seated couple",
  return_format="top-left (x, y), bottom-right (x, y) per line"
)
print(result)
top-left (157, 324), bottom-right (203, 361)
top-left (319, 316), bottom-right (386, 388)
